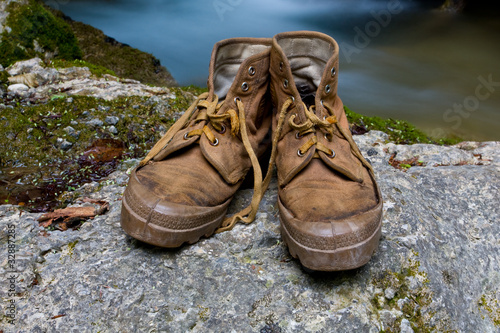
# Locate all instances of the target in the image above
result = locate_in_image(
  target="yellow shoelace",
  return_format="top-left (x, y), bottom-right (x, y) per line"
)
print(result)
top-left (139, 95), bottom-right (373, 234)
top-left (219, 97), bottom-right (375, 232)
top-left (137, 92), bottom-right (267, 234)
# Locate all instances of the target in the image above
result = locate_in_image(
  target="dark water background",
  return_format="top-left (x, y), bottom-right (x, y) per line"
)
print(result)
top-left (48, 0), bottom-right (500, 141)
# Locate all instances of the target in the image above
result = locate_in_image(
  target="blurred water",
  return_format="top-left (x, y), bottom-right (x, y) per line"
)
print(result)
top-left (49, 0), bottom-right (500, 140)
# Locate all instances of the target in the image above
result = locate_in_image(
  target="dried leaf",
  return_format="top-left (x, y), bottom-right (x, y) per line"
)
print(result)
top-left (38, 199), bottom-right (109, 230)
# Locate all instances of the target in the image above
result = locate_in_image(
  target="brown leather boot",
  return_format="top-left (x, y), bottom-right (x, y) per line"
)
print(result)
top-left (121, 38), bottom-right (272, 247)
top-left (268, 31), bottom-right (383, 271)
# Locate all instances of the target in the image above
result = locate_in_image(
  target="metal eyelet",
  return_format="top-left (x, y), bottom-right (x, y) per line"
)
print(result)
top-left (327, 149), bottom-right (336, 158)
top-left (248, 66), bottom-right (256, 76)
top-left (289, 96), bottom-right (295, 103)
top-left (210, 138), bottom-right (219, 146)
top-left (320, 100), bottom-right (324, 107)
top-left (297, 149), bottom-right (305, 157)
top-left (324, 133), bottom-right (329, 140)
top-left (241, 82), bottom-right (249, 92)
top-left (217, 124), bottom-right (226, 134)
top-left (331, 67), bottom-right (336, 76)
top-left (183, 132), bottom-right (190, 140)
top-left (283, 79), bottom-right (288, 89)
top-left (234, 97), bottom-right (241, 104)
top-left (279, 62), bottom-right (283, 71)
top-left (325, 84), bottom-right (332, 94)
top-left (295, 132), bottom-right (303, 139)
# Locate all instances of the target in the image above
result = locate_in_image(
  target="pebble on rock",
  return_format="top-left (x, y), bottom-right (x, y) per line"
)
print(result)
top-left (7, 83), bottom-right (29, 93)
top-left (87, 118), bottom-right (104, 127)
top-left (105, 116), bottom-right (119, 125)
top-left (108, 125), bottom-right (118, 134)
top-left (56, 138), bottom-right (73, 150)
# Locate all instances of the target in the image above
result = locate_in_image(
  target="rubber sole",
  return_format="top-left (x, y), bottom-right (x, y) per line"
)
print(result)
top-left (121, 192), bottom-right (227, 248)
top-left (280, 214), bottom-right (382, 272)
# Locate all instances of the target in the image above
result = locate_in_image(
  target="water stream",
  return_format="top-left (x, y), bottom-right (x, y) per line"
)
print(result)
top-left (48, 0), bottom-right (500, 140)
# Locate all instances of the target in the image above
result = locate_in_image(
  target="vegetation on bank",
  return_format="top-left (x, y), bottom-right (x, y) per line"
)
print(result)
top-left (49, 59), bottom-right (116, 78)
top-left (344, 106), bottom-right (462, 145)
top-left (0, 0), bottom-right (176, 87)
top-left (0, 88), bottom-right (194, 211)
top-left (0, 0), bottom-right (81, 67)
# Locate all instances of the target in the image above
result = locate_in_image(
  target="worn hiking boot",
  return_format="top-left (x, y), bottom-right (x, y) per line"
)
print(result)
top-left (268, 31), bottom-right (383, 271)
top-left (121, 38), bottom-right (272, 247)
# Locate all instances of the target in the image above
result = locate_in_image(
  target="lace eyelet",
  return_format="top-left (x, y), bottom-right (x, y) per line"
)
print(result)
top-left (241, 82), bottom-right (249, 92)
top-left (183, 132), bottom-right (190, 140)
top-left (295, 132), bottom-right (303, 139)
top-left (327, 149), bottom-right (336, 158)
top-left (217, 124), bottom-right (226, 134)
top-left (210, 138), bottom-right (219, 146)
top-left (289, 96), bottom-right (295, 103)
top-left (279, 62), bottom-right (283, 71)
top-left (331, 67), bottom-right (336, 76)
top-left (325, 84), bottom-right (332, 94)
top-left (234, 97), bottom-right (241, 104)
top-left (297, 149), bottom-right (305, 157)
top-left (283, 79), bottom-right (288, 89)
top-left (248, 66), bottom-right (256, 76)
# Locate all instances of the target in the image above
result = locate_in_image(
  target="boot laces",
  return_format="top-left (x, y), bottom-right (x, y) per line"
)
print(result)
top-left (137, 92), bottom-right (267, 234)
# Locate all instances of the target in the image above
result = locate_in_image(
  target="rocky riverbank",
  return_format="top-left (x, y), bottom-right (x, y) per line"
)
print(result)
top-left (0, 129), bottom-right (499, 332)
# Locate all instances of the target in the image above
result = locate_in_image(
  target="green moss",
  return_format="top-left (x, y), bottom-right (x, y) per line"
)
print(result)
top-left (49, 59), bottom-right (115, 77)
top-left (478, 293), bottom-right (500, 327)
top-left (370, 252), bottom-right (450, 332)
top-left (0, 89), bottom-right (196, 210)
top-left (0, 0), bottom-right (81, 67)
top-left (344, 105), bottom-right (462, 145)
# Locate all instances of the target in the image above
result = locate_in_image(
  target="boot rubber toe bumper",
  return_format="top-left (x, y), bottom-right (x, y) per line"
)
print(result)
top-left (120, 171), bottom-right (230, 248)
top-left (279, 197), bottom-right (383, 271)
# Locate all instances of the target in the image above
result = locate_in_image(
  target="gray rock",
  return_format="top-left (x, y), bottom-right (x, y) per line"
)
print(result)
top-left (63, 126), bottom-right (75, 136)
top-left (6, 58), bottom-right (43, 76)
top-left (56, 138), bottom-right (73, 150)
top-left (70, 120), bottom-right (78, 126)
top-left (63, 126), bottom-right (79, 139)
top-left (6, 58), bottom-right (58, 85)
top-left (87, 118), bottom-right (103, 127)
top-left (7, 83), bottom-right (29, 93)
top-left (1, 132), bottom-right (499, 332)
top-left (98, 105), bottom-right (111, 112)
top-left (0, 64), bottom-right (4, 71)
top-left (58, 67), bottom-right (91, 81)
top-left (105, 116), bottom-right (119, 125)
top-left (108, 125), bottom-right (118, 134)
top-left (66, 97), bottom-right (74, 103)
top-left (400, 319), bottom-right (414, 333)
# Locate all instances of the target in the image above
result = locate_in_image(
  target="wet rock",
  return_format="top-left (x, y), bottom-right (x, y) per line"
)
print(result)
top-left (2, 131), bottom-right (499, 332)
top-left (105, 116), bottom-right (119, 125)
top-left (87, 118), bottom-right (103, 127)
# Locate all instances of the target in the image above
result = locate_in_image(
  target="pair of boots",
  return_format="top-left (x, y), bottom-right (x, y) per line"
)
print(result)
top-left (121, 31), bottom-right (383, 272)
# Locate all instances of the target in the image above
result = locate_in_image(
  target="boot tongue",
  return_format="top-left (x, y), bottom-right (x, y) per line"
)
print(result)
top-left (296, 84), bottom-right (316, 108)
